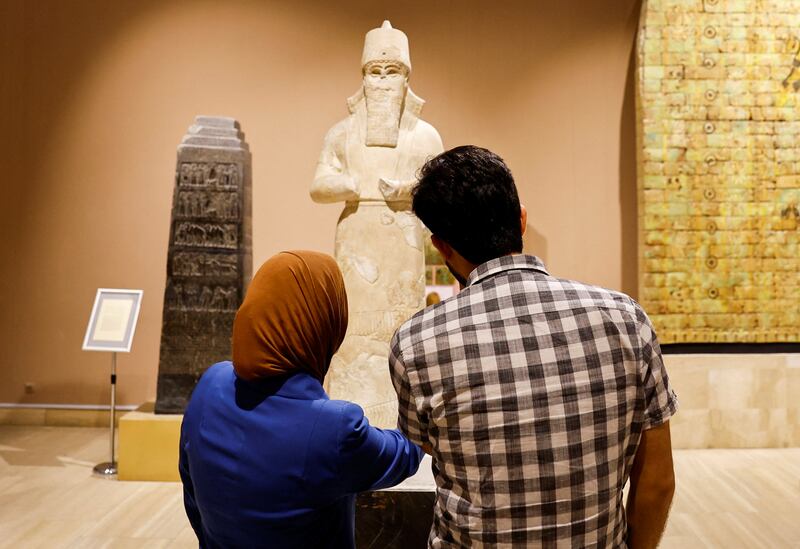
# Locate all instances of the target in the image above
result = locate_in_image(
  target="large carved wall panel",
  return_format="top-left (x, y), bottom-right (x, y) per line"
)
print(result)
top-left (155, 117), bottom-right (252, 413)
top-left (637, 0), bottom-right (800, 343)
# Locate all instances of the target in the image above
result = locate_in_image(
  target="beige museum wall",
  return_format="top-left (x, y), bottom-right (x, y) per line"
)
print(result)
top-left (0, 0), bottom-right (642, 406)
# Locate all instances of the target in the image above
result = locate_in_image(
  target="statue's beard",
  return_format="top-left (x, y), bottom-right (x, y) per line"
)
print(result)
top-left (364, 79), bottom-right (405, 147)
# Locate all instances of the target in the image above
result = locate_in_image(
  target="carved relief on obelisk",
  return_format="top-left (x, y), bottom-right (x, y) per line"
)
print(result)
top-left (155, 116), bottom-right (252, 413)
top-left (311, 21), bottom-right (444, 427)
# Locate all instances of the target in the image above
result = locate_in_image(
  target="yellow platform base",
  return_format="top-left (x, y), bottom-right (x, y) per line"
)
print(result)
top-left (118, 402), bottom-right (182, 482)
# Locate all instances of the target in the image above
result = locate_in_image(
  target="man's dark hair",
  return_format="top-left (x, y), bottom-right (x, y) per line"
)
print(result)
top-left (412, 145), bottom-right (523, 266)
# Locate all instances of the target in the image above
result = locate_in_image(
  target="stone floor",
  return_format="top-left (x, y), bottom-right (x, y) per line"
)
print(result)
top-left (0, 426), bottom-right (798, 548)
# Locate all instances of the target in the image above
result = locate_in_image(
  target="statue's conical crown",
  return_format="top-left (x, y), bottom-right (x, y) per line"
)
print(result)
top-left (362, 20), bottom-right (411, 71)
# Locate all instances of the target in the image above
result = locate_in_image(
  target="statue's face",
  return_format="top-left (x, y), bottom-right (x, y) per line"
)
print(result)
top-left (363, 61), bottom-right (408, 84)
top-left (362, 61), bottom-right (408, 147)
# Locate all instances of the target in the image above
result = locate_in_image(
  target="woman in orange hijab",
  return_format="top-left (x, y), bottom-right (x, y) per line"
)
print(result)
top-left (178, 251), bottom-right (423, 549)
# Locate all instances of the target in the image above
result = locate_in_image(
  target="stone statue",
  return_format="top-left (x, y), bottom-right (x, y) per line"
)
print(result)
top-left (311, 21), bottom-right (444, 428)
top-left (155, 116), bottom-right (252, 413)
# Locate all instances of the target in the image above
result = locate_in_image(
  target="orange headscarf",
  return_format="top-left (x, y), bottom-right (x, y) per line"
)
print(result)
top-left (232, 251), bottom-right (348, 383)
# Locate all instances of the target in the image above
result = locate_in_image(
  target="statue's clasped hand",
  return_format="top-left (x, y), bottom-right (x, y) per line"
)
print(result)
top-left (379, 178), bottom-right (410, 202)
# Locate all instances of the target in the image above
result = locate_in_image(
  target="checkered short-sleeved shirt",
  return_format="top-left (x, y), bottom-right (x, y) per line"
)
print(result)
top-left (389, 255), bottom-right (678, 548)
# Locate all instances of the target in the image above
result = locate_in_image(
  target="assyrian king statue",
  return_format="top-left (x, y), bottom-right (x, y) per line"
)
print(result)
top-left (311, 21), bottom-right (444, 428)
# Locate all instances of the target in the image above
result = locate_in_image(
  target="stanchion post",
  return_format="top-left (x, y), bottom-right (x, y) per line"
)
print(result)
top-left (93, 352), bottom-right (118, 478)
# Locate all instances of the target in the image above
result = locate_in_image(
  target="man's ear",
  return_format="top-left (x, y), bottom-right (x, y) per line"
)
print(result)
top-left (430, 234), bottom-right (452, 260)
top-left (520, 204), bottom-right (528, 237)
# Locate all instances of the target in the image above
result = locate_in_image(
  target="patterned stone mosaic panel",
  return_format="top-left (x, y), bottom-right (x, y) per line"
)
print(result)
top-left (637, 0), bottom-right (800, 343)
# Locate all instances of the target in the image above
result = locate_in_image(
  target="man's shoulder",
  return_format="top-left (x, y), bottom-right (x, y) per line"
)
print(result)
top-left (392, 271), bottom-right (649, 351)
top-left (393, 279), bottom-right (644, 348)
top-left (544, 276), bottom-right (640, 315)
top-left (392, 285), bottom-right (498, 355)
top-left (392, 297), bottom-right (454, 354)
top-left (534, 276), bottom-right (654, 340)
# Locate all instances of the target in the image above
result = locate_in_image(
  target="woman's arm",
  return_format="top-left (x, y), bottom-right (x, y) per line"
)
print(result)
top-left (334, 401), bottom-right (424, 493)
top-left (178, 427), bottom-right (207, 546)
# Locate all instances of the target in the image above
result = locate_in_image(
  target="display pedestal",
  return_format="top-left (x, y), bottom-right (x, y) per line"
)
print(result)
top-left (356, 455), bottom-right (435, 548)
top-left (118, 402), bottom-right (182, 481)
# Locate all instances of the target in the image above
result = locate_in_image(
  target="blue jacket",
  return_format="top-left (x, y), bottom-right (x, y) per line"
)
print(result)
top-left (179, 361), bottom-right (423, 548)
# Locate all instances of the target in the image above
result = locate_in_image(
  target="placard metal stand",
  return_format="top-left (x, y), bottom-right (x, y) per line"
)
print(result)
top-left (93, 352), bottom-right (118, 477)
top-left (82, 288), bottom-right (143, 480)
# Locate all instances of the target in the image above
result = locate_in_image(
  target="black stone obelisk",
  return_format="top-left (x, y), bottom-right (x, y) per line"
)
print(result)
top-left (155, 116), bottom-right (252, 414)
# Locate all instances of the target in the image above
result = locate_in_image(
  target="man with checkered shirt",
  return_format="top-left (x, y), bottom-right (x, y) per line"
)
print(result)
top-left (389, 146), bottom-right (677, 548)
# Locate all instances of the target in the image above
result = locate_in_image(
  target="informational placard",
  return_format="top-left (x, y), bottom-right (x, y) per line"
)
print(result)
top-left (82, 289), bottom-right (143, 352)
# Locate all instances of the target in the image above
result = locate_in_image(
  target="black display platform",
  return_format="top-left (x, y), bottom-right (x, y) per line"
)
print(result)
top-left (355, 455), bottom-right (435, 548)
top-left (356, 490), bottom-right (434, 548)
